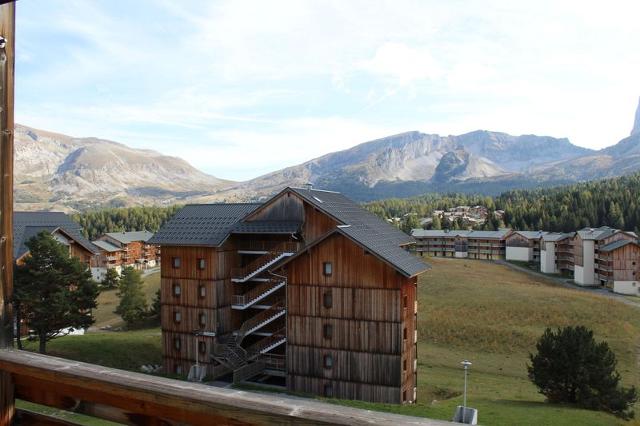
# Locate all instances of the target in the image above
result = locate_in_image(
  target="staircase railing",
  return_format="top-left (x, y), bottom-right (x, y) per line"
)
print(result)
top-left (232, 360), bottom-right (266, 385)
top-left (246, 328), bottom-right (286, 358)
top-left (232, 279), bottom-right (285, 307)
top-left (239, 300), bottom-right (286, 338)
top-left (231, 241), bottom-right (299, 280)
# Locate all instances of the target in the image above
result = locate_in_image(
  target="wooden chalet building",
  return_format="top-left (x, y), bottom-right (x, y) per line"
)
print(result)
top-left (540, 232), bottom-right (575, 275)
top-left (92, 231), bottom-right (159, 280)
top-left (150, 186), bottom-right (429, 404)
top-left (573, 226), bottom-right (638, 287)
top-left (411, 229), bottom-right (512, 260)
top-left (504, 231), bottom-right (547, 263)
top-left (13, 211), bottom-right (98, 266)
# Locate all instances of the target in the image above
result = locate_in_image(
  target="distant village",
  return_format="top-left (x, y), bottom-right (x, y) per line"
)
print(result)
top-left (388, 205), bottom-right (505, 230)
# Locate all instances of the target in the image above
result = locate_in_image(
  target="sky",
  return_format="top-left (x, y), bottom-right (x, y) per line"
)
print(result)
top-left (15, 0), bottom-right (640, 181)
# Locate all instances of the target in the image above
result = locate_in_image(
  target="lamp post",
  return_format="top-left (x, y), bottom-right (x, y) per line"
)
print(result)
top-left (461, 360), bottom-right (472, 422)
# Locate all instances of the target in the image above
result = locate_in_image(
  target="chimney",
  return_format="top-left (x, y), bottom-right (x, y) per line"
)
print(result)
top-left (303, 182), bottom-right (313, 191)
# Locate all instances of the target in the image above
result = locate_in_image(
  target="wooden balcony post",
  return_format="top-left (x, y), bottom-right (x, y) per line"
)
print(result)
top-left (0, 1), bottom-right (15, 425)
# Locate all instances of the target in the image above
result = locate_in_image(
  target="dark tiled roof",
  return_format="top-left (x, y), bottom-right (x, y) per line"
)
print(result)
top-left (103, 231), bottom-right (154, 244)
top-left (286, 187), bottom-right (427, 277)
top-left (13, 211), bottom-right (98, 259)
top-left (232, 220), bottom-right (301, 235)
top-left (92, 240), bottom-right (122, 253)
top-left (577, 226), bottom-right (618, 241)
top-left (542, 232), bottom-right (575, 242)
top-left (289, 187), bottom-right (414, 247)
top-left (148, 203), bottom-right (261, 247)
top-left (338, 225), bottom-right (430, 277)
top-left (600, 239), bottom-right (639, 252)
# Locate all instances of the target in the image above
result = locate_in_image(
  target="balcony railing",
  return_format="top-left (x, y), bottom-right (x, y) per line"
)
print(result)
top-left (0, 349), bottom-right (433, 425)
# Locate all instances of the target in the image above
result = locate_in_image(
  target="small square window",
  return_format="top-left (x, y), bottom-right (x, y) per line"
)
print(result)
top-left (199, 313), bottom-right (207, 327)
top-left (323, 354), bottom-right (333, 369)
top-left (323, 324), bottom-right (333, 339)
top-left (323, 383), bottom-right (333, 398)
top-left (403, 295), bottom-right (408, 309)
top-left (323, 291), bottom-right (333, 309)
top-left (172, 257), bottom-right (181, 269)
top-left (323, 262), bottom-right (333, 276)
top-left (403, 327), bottom-right (408, 341)
top-left (174, 338), bottom-right (181, 351)
top-left (199, 285), bottom-right (206, 298)
top-left (174, 311), bottom-right (182, 323)
top-left (197, 258), bottom-right (206, 270)
top-left (198, 341), bottom-right (207, 354)
top-left (403, 359), bottom-right (407, 371)
top-left (402, 390), bottom-right (407, 402)
top-left (173, 283), bottom-right (181, 297)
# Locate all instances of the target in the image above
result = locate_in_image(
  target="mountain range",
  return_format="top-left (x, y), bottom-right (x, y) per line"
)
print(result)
top-left (14, 98), bottom-right (640, 210)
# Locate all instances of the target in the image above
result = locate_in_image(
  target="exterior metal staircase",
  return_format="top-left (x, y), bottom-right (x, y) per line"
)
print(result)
top-left (232, 279), bottom-right (286, 310)
top-left (231, 242), bottom-right (297, 283)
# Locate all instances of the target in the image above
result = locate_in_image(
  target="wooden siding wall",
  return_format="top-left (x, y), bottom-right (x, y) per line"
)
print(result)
top-left (400, 278), bottom-right (418, 401)
top-left (505, 233), bottom-right (532, 248)
top-left (301, 203), bottom-right (338, 243)
top-left (160, 245), bottom-right (240, 376)
top-left (573, 234), bottom-right (584, 266)
top-left (284, 233), bottom-right (416, 404)
top-left (608, 245), bottom-right (640, 281)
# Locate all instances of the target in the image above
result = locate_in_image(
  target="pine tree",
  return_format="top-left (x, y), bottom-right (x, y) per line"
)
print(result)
top-left (528, 326), bottom-right (637, 419)
top-left (431, 215), bottom-right (442, 230)
top-left (101, 268), bottom-right (120, 290)
top-left (115, 267), bottom-right (148, 328)
top-left (14, 231), bottom-right (99, 353)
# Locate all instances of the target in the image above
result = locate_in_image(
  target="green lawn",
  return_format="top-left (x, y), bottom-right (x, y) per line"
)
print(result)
top-left (334, 257), bottom-right (640, 425)
top-left (92, 271), bottom-right (161, 329)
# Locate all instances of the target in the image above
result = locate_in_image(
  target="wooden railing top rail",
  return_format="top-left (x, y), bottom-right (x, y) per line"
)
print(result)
top-left (0, 349), bottom-right (448, 425)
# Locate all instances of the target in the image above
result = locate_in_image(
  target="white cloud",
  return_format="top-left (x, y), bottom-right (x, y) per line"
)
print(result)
top-left (360, 42), bottom-right (442, 85)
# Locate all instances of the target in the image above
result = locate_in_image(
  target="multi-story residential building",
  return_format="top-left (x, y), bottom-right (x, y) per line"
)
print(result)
top-left (505, 231), bottom-right (547, 263)
top-left (596, 239), bottom-right (640, 295)
top-left (573, 227), bottom-right (638, 286)
top-left (91, 231), bottom-right (159, 280)
top-left (540, 232), bottom-right (575, 275)
top-left (150, 186), bottom-right (429, 404)
top-left (13, 211), bottom-right (98, 266)
top-left (412, 229), bottom-right (511, 260)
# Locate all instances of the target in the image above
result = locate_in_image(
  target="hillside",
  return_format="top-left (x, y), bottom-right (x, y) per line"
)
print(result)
top-left (13, 97), bottom-right (640, 209)
top-left (14, 125), bottom-right (232, 211)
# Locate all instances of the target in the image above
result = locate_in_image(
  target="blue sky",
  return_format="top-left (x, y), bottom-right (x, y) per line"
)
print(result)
top-left (15, 0), bottom-right (640, 181)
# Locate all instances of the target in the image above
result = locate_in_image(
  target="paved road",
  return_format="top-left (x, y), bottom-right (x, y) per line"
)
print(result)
top-left (496, 260), bottom-right (640, 309)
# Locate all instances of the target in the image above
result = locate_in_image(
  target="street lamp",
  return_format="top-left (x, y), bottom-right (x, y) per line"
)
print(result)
top-left (461, 360), bottom-right (472, 408)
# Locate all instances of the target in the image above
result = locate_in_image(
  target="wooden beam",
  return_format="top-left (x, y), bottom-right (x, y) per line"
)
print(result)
top-left (0, 350), bottom-right (449, 426)
top-left (0, 2), bottom-right (14, 424)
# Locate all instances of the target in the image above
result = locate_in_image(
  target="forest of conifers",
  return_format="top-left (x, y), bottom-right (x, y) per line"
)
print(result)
top-left (73, 173), bottom-right (640, 239)
top-left (365, 173), bottom-right (640, 233)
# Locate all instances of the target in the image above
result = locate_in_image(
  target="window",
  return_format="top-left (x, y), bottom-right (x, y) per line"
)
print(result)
top-left (174, 338), bottom-right (181, 351)
top-left (403, 327), bottom-right (408, 341)
top-left (323, 262), bottom-right (332, 276)
top-left (197, 258), bottom-right (206, 270)
top-left (323, 354), bottom-right (333, 369)
top-left (199, 313), bottom-right (207, 327)
top-left (402, 390), bottom-right (407, 402)
top-left (403, 359), bottom-right (407, 372)
top-left (403, 295), bottom-right (408, 309)
top-left (199, 284), bottom-right (206, 298)
top-left (172, 257), bottom-right (181, 269)
top-left (173, 282), bottom-right (181, 297)
top-left (323, 291), bottom-right (332, 309)
top-left (198, 341), bottom-right (207, 354)
top-left (174, 311), bottom-right (182, 323)
top-left (323, 383), bottom-right (333, 398)
top-left (323, 324), bottom-right (333, 339)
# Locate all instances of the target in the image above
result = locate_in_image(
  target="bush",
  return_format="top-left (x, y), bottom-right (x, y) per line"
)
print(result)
top-left (528, 326), bottom-right (637, 419)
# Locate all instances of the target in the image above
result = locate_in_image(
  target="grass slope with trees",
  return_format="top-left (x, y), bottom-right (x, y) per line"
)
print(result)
top-left (26, 258), bottom-right (640, 425)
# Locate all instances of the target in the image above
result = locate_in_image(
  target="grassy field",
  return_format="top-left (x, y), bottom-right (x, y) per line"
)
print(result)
top-left (335, 257), bottom-right (640, 425)
top-left (92, 270), bottom-right (161, 329)
top-left (20, 260), bottom-right (640, 425)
